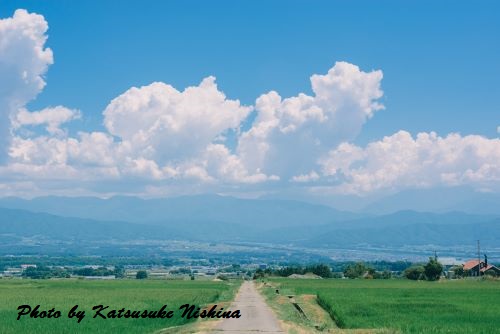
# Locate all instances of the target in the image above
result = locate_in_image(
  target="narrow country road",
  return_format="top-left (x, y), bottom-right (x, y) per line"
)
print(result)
top-left (211, 281), bottom-right (285, 333)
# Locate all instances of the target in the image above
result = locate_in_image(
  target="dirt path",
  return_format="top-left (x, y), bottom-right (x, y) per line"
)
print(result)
top-left (211, 281), bottom-right (285, 333)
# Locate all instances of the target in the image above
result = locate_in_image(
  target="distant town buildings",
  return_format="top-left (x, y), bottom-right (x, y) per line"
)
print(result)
top-left (462, 259), bottom-right (500, 277)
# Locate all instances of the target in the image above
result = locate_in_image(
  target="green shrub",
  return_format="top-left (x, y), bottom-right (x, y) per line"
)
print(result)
top-left (136, 270), bottom-right (148, 279)
top-left (424, 257), bottom-right (443, 281)
top-left (404, 266), bottom-right (425, 280)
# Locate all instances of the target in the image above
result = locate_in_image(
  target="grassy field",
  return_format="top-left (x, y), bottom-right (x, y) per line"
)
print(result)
top-left (0, 278), bottom-right (239, 334)
top-left (265, 278), bottom-right (500, 334)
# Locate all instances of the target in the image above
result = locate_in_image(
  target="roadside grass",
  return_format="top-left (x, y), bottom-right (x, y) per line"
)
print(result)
top-left (266, 278), bottom-right (500, 334)
top-left (259, 281), bottom-right (393, 334)
top-left (260, 284), bottom-right (299, 323)
top-left (0, 278), bottom-right (240, 334)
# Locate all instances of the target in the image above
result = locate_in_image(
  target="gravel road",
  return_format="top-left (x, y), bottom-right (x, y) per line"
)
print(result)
top-left (212, 281), bottom-right (284, 333)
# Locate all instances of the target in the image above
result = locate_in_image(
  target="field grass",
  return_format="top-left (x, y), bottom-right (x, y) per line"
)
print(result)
top-left (259, 282), bottom-right (338, 332)
top-left (0, 278), bottom-right (239, 334)
top-left (266, 278), bottom-right (500, 334)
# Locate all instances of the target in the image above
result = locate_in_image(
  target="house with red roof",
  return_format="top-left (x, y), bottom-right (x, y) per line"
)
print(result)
top-left (463, 256), bottom-right (500, 277)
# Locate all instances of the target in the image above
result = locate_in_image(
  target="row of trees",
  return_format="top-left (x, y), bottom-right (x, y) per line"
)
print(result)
top-left (22, 267), bottom-right (155, 280)
top-left (274, 264), bottom-right (333, 278)
top-left (255, 263), bottom-right (393, 279)
top-left (22, 266), bottom-right (69, 279)
top-left (403, 257), bottom-right (443, 281)
top-left (254, 264), bottom-right (334, 279)
top-left (343, 262), bottom-right (392, 279)
top-left (254, 258), bottom-right (444, 281)
top-left (72, 266), bottom-right (122, 277)
top-left (22, 266), bottom-right (125, 279)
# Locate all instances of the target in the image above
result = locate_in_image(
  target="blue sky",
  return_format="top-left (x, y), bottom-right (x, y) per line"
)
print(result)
top-left (0, 1), bottom-right (499, 199)
top-left (2, 1), bottom-right (499, 141)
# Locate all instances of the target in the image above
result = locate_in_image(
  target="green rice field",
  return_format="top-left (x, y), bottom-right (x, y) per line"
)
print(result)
top-left (268, 278), bottom-right (500, 334)
top-left (0, 278), bottom-right (239, 334)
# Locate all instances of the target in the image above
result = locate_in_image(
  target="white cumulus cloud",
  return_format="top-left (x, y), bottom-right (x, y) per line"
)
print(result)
top-left (103, 77), bottom-right (252, 164)
top-left (14, 106), bottom-right (81, 135)
top-left (0, 9), bottom-right (53, 162)
top-left (2, 10), bottom-right (499, 198)
top-left (291, 171), bottom-right (320, 183)
top-left (320, 131), bottom-right (500, 194)
top-left (238, 61), bottom-right (384, 179)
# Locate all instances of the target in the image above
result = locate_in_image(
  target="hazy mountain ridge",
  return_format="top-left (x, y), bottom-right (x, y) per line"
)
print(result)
top-left (0, 195), bottom-right (361, 228)
top-left (0, 207), bottom-right (168, 241)
top-left (255, 210), bottom-right (500, 246)
top-left (0, 196), bottom-right (498, 248)
top-left (362, 187), bottom-right (500, 215)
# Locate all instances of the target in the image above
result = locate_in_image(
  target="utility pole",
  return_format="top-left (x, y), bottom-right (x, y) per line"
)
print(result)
top-left (477, 240), bottom-right (481, 278)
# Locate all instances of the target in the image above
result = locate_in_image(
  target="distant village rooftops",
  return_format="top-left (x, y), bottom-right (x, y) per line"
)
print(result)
top-left (462, 258), bottom-right (500, 276)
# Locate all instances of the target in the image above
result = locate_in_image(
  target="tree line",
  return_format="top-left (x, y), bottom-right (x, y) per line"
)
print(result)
top-left (403, 257), bottom-right (443, 281)
top-left (254, 257), bottom-right (445, 281)
top-left (21, 266), bottom-right (125, 279)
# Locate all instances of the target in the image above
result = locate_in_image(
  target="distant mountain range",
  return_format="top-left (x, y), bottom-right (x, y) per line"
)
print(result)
top-left (361, 187), bottom-right (500, 215)
top-left (0, 195), bottom-right (360, 227)
top-left (256, 186), bottom-right (500, 214)
top-left (263, 210), bottom-right (500, 247)
top-left (0, 196), bottom-right (498, 248)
